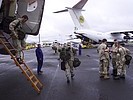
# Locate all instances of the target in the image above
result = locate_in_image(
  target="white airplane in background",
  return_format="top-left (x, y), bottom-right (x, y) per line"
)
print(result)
top-left (65, 34), bottom-right (81, 43)
top-left (54, 0), bottom-right (133, 45)
top-left (65, 34), bottom-right (81, 50)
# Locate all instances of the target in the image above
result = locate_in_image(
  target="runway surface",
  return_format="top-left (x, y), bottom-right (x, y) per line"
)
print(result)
top-left (0, 45), bottom-right (133, 100)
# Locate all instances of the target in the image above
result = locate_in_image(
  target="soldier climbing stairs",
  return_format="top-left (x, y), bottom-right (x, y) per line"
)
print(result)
top-left (0, 31), bottom-right (43, 94)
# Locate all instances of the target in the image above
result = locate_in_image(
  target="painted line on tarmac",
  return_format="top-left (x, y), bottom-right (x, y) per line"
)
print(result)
top-left (25, 59), bottom-right (36, 63)
top-left (0, 57), bottom-right (11, 60)
top-left (44, 61), bottom-right (60, 100)
top-left (0, 63), bottom-right (7, 66)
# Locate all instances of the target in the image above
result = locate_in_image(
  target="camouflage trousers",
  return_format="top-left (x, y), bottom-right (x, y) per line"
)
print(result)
top-left (65, 60), bottom-right (74, 78)
top-left (99, 59), bottom-right (109, 76)
top-left (112, 58), bottom-right (117, 69)
top-left (12, 39), bottom-right (26, 58)
top-left (116, 60), bottom-right (126, 76)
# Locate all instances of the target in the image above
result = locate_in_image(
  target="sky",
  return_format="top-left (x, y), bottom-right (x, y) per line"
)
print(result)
top-left (26, 0), bottom-right (133, 43)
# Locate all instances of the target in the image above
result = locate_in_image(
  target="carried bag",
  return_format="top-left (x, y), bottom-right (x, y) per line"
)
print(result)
top-left (120, 47), bottom-right (132, 66)
top-left (2, 16), bottom-right (16, 34)
top-left (61, 61), bottom-right (66, 71)
top-left (125, 54), bottom-right (132, 65)
top-left (73, 58), bottom-right (81, 68)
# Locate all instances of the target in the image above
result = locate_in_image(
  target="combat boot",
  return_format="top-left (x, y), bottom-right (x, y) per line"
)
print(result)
top-left (71, 73), bottom-right (75, 80)
top-left (113, 75), bottom-right (120, 80)
top-left (112, 68), bottom-right (117, 76)
top-left (99, 73), bottom-right (104, 78)
top-left (112, 69), bottom-right (120, 80)
top-left (104, 75), bottom-right (110, 79)
top-left (16, 58), bottom-right (23, 64)
top-left (120, 74), bottom-right (125, 79)
top-left (67, 77), bottom-right (70, 83)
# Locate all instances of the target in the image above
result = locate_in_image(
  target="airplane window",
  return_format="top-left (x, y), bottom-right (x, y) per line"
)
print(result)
top-left (27, 1), bottom-right (37, 12)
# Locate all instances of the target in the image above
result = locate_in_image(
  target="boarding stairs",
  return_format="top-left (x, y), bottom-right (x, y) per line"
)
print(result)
top-left (0, 31), bottom-right (43, 94)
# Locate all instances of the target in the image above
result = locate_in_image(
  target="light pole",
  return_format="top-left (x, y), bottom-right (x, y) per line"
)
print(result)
top-left (39, 33), bottom-right (40, 44)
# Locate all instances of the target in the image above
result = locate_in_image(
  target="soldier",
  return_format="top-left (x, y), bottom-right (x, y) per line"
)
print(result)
top-left (9, 15), bottom-right (28, 64)
top-left (97, 39), bottom-right (110, 79)
top-left (52, 42), bottom-right (58, 54)
top-left (60, 42), bottom-right (75, 83)
top-left (115, 42), bottom-right (130, 79)
top-left (65, 42), bottom-right (75, 83)
top-left (111, 39), bottom-right (119, 79)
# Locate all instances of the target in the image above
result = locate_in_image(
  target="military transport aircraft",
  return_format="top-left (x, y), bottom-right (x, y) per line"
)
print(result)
top-left (54, 0), bottom-right (133, 45)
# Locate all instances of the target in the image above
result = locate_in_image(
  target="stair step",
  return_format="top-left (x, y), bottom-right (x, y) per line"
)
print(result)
top-left (0, 34), bottom-right (43, 93)
top-left (4, 42), bottom-right (10, 44)
top-left (34, 81), bottom-right (38, 86)
top-left (25, 68), bottom-right (29, 72)
top-left (9, 49), bottom-right (17, 51)
top-left (29, 75), bottom-right (34, 79)
top-left (0, 36), bottom-right (5, 38)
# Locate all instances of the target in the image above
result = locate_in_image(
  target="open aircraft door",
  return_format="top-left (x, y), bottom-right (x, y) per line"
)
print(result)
top-left (0, 0), bottom-right (45, 54)
top-left (17, 0), bottom-right (45, 35)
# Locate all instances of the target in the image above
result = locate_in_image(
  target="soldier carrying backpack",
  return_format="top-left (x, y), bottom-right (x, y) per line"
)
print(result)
top-left (9, 15), bottom-right (28, 64)
top-left (60, 43), bottom-right (76, 83)
top-left (60, 47), bottom-right (71, 62)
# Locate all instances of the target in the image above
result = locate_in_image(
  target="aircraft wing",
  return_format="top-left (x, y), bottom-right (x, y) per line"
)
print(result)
top-left (110, 30), bottom-right (133, 34)
top-left (110, 30), bottom-right (133, 39)
top-left (17, 0), bottom-right (45, 35)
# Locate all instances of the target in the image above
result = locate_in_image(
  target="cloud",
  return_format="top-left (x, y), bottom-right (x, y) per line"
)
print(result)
top-left (26, 0), bottom-right (133, 43)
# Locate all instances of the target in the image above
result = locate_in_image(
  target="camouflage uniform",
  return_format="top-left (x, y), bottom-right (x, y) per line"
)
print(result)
top-left (65, 44), bottom-right (75, 83)
top-left (98, 43), bottom-right (110, 79)
top-left (9, 18), bottom-right (26, 59)
top-left (112, 44), bottom-right (117, 69)
top-left (111, 44), bottom-right (118, 78)
top-left (116, 46), bottom-right (130, 78)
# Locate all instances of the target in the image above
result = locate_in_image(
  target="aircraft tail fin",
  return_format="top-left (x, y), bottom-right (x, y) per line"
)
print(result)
top-left (53, 0), bottom-right (89, 30)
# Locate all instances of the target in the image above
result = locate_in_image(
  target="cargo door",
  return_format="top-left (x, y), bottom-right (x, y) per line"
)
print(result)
top-left (17, 0), bottom-right (45, 35)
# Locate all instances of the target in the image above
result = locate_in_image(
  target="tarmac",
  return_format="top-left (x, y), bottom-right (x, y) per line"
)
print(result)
top-left (0, 45), bottom-right (133, 100)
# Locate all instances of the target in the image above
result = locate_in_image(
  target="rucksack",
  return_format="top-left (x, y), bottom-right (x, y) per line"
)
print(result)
top-left (125, 54), bottom-right (132, 65)
top-left (60, 49), bottom-right (66, 61)
top-left (65, 48), bottom-right (71, 61)
top-left (61, 61), bottom-right (66, 71)
top-left (73, 58), bottom-right (81, 68)
top-left (2, 16), bottom-right (20, 34)
top-left (60, 48), bottom-right (71, 61)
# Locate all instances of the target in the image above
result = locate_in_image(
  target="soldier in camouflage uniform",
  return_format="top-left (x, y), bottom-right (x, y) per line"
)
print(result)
top-left (115, 42), bottom-right (130, 79)
top-left (65, 43), bottom-right (75, 83)
top-left (9, 15), bottom-right (28, 64)
top-left (111, 39), bottom-right (119, 79)
top-left (97, 39), bottom-right (110, 79)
